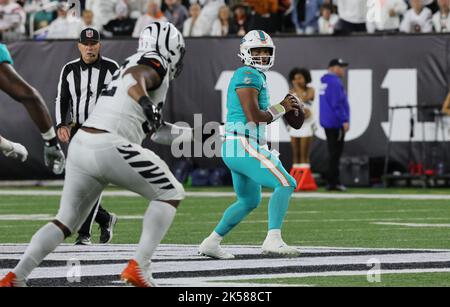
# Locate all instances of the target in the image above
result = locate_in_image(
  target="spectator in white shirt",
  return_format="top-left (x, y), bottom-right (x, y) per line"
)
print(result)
top-left (318, 4), bottom-right (339, 34)
top-left (432, 0), bottom-right (450, 32)
top-left (85, 0), bottom-right (120, 29)
top-left (0, 0), bottom-right (26, 37)
top-left (198, 0), bottom-right (225, 34)
top-left (366, 0), bottom-right (408, 33)
top-left (132, 0), bottom-right (167, 38)
top-left (183, 2), bottom-right (209, 37)
top-left (210, 5), bottom-right (230, 36)
top-left (335, 0), bottom-right (368, 34)
top-left (129, 0), bottom-right (156, 15)
top-left (46, 3), bottom-right (82, 39)
top-left (400, 0), bottom-right (433, 33)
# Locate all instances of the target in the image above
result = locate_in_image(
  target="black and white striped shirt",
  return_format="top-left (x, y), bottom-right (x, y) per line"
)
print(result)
top-left (55, 56), bottom-right (119, 127)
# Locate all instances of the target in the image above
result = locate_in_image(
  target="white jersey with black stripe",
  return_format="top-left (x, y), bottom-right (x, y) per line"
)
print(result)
top-left (84, 51), bottom-right (169, 145)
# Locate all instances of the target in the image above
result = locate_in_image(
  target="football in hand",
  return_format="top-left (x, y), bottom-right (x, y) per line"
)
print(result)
top-left (284, 96), bottom-right (305, 130)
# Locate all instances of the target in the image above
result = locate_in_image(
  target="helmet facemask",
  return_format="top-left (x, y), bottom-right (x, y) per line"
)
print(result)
top-left (238, 30), bottom-right (276, 72)
top-left (246, 47), bottom-right (275, 72)
top-left (169, 45), bottom-right (186, 80)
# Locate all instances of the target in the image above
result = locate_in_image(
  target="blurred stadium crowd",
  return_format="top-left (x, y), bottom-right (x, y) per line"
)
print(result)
top-left (0, 0), bottom-right (449, 41)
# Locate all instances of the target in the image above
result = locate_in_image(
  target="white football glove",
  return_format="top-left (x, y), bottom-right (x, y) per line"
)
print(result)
top-left (0, 138), bottom-right (29, 162)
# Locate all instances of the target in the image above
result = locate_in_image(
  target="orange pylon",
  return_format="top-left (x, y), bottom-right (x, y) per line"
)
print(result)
top-left (290, 165), bottom-right (318, 192)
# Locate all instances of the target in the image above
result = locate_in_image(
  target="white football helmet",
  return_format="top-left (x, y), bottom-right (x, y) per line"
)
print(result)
top-left (238, 30), bottom-right (276, 72)
top-left (138, 21), bottom-right (186, 80)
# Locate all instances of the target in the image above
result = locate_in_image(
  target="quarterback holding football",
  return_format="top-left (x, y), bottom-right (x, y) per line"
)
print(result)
top-left (199, 30), bottom-right (304, 259)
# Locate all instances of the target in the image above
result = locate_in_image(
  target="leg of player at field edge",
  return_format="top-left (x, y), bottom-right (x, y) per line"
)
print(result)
top-left (4, 159), bottom-right (106, 287)
top-left (133, 199), bottom-right (180, 267)
top-left (214, 171), bottom-right (262, 235)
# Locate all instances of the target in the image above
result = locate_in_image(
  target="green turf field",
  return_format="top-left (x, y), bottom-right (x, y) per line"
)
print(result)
top-left (231, 272), bottom-right (450, 287)
top-left (1, 187), bottom-right (450, 286)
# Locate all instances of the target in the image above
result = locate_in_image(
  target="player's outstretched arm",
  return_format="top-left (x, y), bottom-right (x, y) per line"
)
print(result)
top-left (0, 63), bottom-right (65, 174)
top-left (0, 63), bottom-right (54, 133)
top-left (236, 88), bottom-right (301, 124)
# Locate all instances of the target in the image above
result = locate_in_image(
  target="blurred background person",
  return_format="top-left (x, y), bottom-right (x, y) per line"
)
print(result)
top-left (103, 0), bottom-right (136, 37)
top-left (0, 0), bottom-right (26, 41)
top-left (85, 0), bottom-right (120, 31)
top-left (229, 3), bottom-right (250, 36)
top-left (335, 0), bottom-right (368, 34)
top-left (287, 68), bottom-right (316, 168)
top-left (198, 0), bottom-right (225, 34)
top-left (318, 3), bottom-right (339, 34)
top-left (132, 0), bottom-right (167, 38)
top-left (400, 0), bottom-right (433, 33)
top-left (211, 4), bottom-right (230, 36)
top-left (366, 0), bottom-right (407, 33)
top-left (164, 0), bottom-right (189, 32)
top-left (46, 2), bottom-right (81, 39)
top-left (245, 0), bottom-right (278, 33)
top-left (291, 0), bottom-right (322, 35)
top-left (441, 90), bottom-right (450, 115)
top-left (128, 0), bottom-right (155, 15)
top-left (183, 2), bottom-right (209, 37)
top-left (441, 89), bottom-right (450, 138)
top-left (79, 9), bottom-right (98, 31)
top-left (432, 0), bottom-right (450, 32)
top-left (320, 58), bottom-right (350, 192)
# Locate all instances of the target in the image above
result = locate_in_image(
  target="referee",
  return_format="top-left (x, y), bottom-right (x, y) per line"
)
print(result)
top-left (55, 28), bottom-right (119, 245)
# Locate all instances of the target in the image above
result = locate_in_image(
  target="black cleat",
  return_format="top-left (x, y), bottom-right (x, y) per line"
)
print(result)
top-left (326, 184), bottom-right (347, 192)
top-left (75, 235), bottom-right (92, 245)
top-left (99, 213), bottom-right (118, 244)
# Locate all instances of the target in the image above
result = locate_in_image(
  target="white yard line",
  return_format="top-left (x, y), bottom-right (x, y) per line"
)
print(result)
top-left (373, 222), bottom-right (450, 228)
top-left (2, 244), bottom-right (450, 286)
top-left (2, 214), bottom-right (450, 223)
top-left (1, 190), bottom-right (450, 200)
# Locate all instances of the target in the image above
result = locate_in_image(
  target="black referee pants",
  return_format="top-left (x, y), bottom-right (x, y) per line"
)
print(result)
top-left (78, 198), bottom-right (111, 237)
top-left (324, 128), bottom-right (346, 187)
top-left (70, 125), bottom-right (111, 237)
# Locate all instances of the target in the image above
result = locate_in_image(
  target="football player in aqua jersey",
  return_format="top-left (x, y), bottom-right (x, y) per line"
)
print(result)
top-left (0, 43), bottom-right (65, 173)
top-left (199, 30), bottom-right (302, 259)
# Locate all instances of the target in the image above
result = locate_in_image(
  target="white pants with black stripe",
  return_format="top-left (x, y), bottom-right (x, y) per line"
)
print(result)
top-left (56, 130), bottom-right (185, 234)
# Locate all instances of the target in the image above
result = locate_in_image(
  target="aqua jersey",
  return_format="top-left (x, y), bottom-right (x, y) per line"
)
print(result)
top-left (0, 43), bottom-right (13, 65)
top-left (225, 66), bottom-right (270, 141)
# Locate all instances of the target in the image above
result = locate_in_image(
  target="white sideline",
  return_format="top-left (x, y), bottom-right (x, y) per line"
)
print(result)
top-left (1, 189), bottom-right (450, 200)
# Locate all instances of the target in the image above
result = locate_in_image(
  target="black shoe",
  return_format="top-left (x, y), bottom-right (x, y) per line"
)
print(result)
top-left (99, 213), bottom-right (118, 244)
top-left (326, 184), bottom-right (347, 192)
top-left (75, 235), bottom-right (92, 245)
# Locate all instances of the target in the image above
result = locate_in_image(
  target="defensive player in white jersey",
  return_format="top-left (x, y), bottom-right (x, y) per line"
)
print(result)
top-left (0, 22), bottom-right (186, 288)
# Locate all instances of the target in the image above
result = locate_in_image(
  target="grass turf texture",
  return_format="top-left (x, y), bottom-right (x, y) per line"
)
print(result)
top-left (1, 191), bottom-right (450, 247)
top-left (229, 272), bottom-right (450, 287)
top-left (1, 188), bottom-right (450, 286)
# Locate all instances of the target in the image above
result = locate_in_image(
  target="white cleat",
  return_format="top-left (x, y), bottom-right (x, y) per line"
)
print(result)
top-left (198, 237), bottom-right (235, 260)
top-left (262, 237), bottom-right (300, 257)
